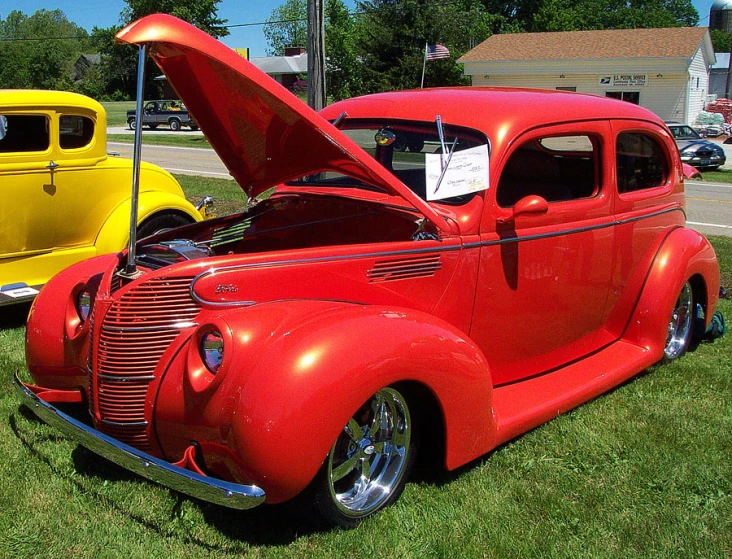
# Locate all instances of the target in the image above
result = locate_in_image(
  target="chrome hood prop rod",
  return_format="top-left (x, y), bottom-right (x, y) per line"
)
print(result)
top-left (122, 44), bottom-right (147, 278)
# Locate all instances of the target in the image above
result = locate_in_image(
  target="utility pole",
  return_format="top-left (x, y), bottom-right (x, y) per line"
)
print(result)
top-left (307, 0), bottom-right (326, 110)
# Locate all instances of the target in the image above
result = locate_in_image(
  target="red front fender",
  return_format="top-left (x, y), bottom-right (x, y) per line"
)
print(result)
top-left (154, 300), bottom-right (497, 503)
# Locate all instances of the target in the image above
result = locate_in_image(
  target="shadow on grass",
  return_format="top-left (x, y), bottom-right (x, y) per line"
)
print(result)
top-left (0, 302), bottom-right (31, 330)
top-left (10, 406), bottom-right (320, 546)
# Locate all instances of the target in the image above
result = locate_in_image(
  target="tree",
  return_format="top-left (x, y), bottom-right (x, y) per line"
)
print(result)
top-left (264, 0), bottom-right (308, 56)
top-left (531, 0), bottom-right (698, 32)
top-left (325, 0), bottom-right (364, 100)
top-left (0, 10), bottom-right (90, 90)
top-left (121, 0), bottom-right (228, 38)
top-left (93, 0), bottom-right (229, 99)
top-left (354, 0), bottom-right (505, 92)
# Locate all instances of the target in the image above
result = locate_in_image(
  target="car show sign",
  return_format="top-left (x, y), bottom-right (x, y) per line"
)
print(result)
top-left (599, 74), bottom-right (648, 87)
top-left (425, 144), bottom-right (490, 201)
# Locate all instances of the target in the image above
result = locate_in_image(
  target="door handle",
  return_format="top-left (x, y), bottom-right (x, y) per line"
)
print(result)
top-left (46, 160), bottom-right (59, 171)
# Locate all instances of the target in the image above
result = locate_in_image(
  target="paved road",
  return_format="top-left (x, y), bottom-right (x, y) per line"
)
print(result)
top-left (109, 137), bottom-right (732, 237)
top-left (686, 180), bottom-right (732, 238)
top-left (108, 141), bottom-right (231, 179)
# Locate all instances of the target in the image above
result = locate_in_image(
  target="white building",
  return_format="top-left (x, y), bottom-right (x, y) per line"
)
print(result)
top-left (459, 27), bottom-right (715, 125)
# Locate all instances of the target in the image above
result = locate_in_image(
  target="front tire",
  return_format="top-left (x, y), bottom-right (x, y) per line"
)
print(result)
top-left (137, 213), bottom-right (193, 239)
top-left (312, 386), bottom-right (415, 528)
top-left (663, 282), bottom-right (693, 362)
top-left (169, 118), bottom-right (182, 131)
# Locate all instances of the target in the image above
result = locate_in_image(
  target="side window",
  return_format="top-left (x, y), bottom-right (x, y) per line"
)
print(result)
top-left (0, 114), bottom-right (50, 153)
top-left (60, 115), bottom-right (95, 149)
top-left (616, 133), bottom-right (668, 193)
top-left (496, 135), bottom-right (599, 207)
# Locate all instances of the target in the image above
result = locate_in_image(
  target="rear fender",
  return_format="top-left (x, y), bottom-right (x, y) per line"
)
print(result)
top-left (622, 227), bottom-right (719, 356)
top-left (94, 191), bottom-right (201, 255)
top-left (158, 301), bottom-right (496, 503)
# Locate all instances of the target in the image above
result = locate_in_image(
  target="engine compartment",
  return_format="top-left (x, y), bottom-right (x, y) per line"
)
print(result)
top-left (136, 194), bottom-right (433, 268)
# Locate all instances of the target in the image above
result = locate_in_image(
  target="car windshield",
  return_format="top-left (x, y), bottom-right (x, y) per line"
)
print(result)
top-left (286, 119), bottom-right (490, 204)
top-left (669, 125), bottom-right (701, 140)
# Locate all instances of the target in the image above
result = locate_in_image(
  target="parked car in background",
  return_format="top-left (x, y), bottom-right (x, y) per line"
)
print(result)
top-left (0, 90), bottom-right (207, 306)
top-left (666, 121), bottom-right (726, 170)
top-left (127, 100), bottom-right (199, 131)
top-left (17, 15), bottom-right (720, 529)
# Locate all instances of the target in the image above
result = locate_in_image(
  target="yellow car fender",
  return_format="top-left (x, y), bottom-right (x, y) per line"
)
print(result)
top-left (94, 191), bottom-right (201, 255)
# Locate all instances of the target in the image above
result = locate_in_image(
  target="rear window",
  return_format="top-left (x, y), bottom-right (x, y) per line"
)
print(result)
top-left (616, 133), bottom-right (668, 193)
top-left (60, 115), bottom-right (95, 149)
top-left (0, 114), bottom-right (50, 153)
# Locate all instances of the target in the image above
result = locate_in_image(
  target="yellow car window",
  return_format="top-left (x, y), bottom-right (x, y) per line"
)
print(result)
top-left (0, 114), bottom-right (50, 153)
top-left (60, 115), bottom-right (94, 150)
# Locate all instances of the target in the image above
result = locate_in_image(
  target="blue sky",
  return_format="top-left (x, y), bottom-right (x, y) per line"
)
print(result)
top-left (0, 0), bottom-right (718, 58)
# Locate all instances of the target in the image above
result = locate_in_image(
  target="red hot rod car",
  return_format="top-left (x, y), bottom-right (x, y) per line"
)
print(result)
top-left (16, 15), bottom-right (719, 528)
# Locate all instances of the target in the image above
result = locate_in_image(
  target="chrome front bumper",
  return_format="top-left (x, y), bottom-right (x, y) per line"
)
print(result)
top-left (13, 372), bottom-right (266, 510)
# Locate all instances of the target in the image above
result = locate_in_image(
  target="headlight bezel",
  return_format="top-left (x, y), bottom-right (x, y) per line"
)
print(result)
top-left (200, 328), bottom-right (224, 374)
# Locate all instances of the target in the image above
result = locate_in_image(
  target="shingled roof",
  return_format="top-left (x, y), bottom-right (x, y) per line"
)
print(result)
top-left (459, 27), bottom-right (711, 63)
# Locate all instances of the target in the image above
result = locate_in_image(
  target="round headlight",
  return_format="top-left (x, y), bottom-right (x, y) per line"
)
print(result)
top-left (76, 290), bottom-right (91, 322)
top-left (200, 329), bottom-right (224, 373)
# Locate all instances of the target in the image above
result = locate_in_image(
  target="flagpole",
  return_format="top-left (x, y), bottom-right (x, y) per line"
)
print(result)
top-left (421, 42), bottom-right (428, 88)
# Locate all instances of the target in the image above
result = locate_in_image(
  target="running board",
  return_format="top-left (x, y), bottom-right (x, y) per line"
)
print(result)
top-left (492, 340), bottom-right (659, 446)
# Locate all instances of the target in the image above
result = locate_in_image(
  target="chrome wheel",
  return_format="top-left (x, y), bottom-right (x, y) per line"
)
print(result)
top-left (664, 282), bottom-right (693, 361)
top-left (320, 387), bottom-right (413, 524)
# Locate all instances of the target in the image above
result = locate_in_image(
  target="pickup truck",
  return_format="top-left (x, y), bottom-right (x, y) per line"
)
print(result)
top-left (127, 100), bottom-right (199, 131)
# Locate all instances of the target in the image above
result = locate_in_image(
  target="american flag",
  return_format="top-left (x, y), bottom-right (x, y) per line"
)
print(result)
top-left (426, 44), bottom-right (450, 61)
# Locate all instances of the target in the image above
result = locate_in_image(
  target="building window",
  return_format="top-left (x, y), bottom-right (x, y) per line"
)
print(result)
top-left (606, 91), bottom-right (640, 104)
top-left (556, 86), bottom-right (576, 92)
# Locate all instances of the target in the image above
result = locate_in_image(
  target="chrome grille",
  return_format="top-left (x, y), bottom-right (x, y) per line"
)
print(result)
top-left (91, 276), bottom-right (199, 450)
top-left (368, 255), bottom-right (442, 282)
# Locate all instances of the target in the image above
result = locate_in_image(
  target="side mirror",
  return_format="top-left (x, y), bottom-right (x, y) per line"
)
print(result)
top-left (512, 195), bottom-right (549, 218)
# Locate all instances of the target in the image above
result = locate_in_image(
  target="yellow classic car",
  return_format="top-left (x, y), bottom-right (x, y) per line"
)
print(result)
top-left (0, 90), bottom-right (206, 306)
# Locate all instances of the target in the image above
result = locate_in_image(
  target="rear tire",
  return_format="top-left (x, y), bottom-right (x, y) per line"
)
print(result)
top-left (312, 386), bottom-right (415, 528)
top-left (663, 282), bottom-right (694, 362)
top-left (137, 213), bottom-right (193, 239)
top-left (169, 119), bottom-right (182, 132)
top-left (128, 118), bottom-right (136, 130)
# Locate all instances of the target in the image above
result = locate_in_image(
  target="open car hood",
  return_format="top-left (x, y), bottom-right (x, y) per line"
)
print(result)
top-left (116, 15), bottom-right (451, 233)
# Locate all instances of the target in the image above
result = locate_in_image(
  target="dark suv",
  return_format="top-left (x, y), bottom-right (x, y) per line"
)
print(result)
top-left (126, 100), bottom-right (198, 131)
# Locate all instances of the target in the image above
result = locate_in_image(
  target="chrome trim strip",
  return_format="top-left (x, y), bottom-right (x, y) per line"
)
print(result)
top-left (101, 419), bottom-right (149, 427)
top-left (463, 206), bottom-right (682, 249)
top-left (13, 372), bottom-right (266, 510)
top-left (190, 206), bottom-right (682, 306)
top-left (101, 322), bottom-right (198, 333)
top-left (98, 374), bottom-right (156, 382)
top-left (190, 244), bottom-right (463, 306)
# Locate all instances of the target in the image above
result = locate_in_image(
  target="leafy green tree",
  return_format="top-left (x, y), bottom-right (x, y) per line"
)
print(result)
top-left (531, 0), bottom-right (698, 32)
top-left (355, 0), bottom-right (506, 92)
top-left (264, 0), bottom-right (307, 56)
top-left (0, 10), bottom-right (90, 90)
top-left (711, 28), bottom-right (732, 54)
top-left (121, 0), bottom-right (229, 38)
top-left (93, 0), bottom-right (228, 100)
top-left (325, 0), bottom-right (364, 100)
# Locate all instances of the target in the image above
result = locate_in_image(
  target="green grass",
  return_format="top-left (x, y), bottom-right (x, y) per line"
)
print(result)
top-left (175, 174), bottom-right (247, 217)
top-left (1, 224), bottom-right (730, 556)
top-left (101, 101), bottom-right (136, 127)
top-left (696, 167), bottom-right (732, 183)
top-left (107, 134), bottom-right (212, 149)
